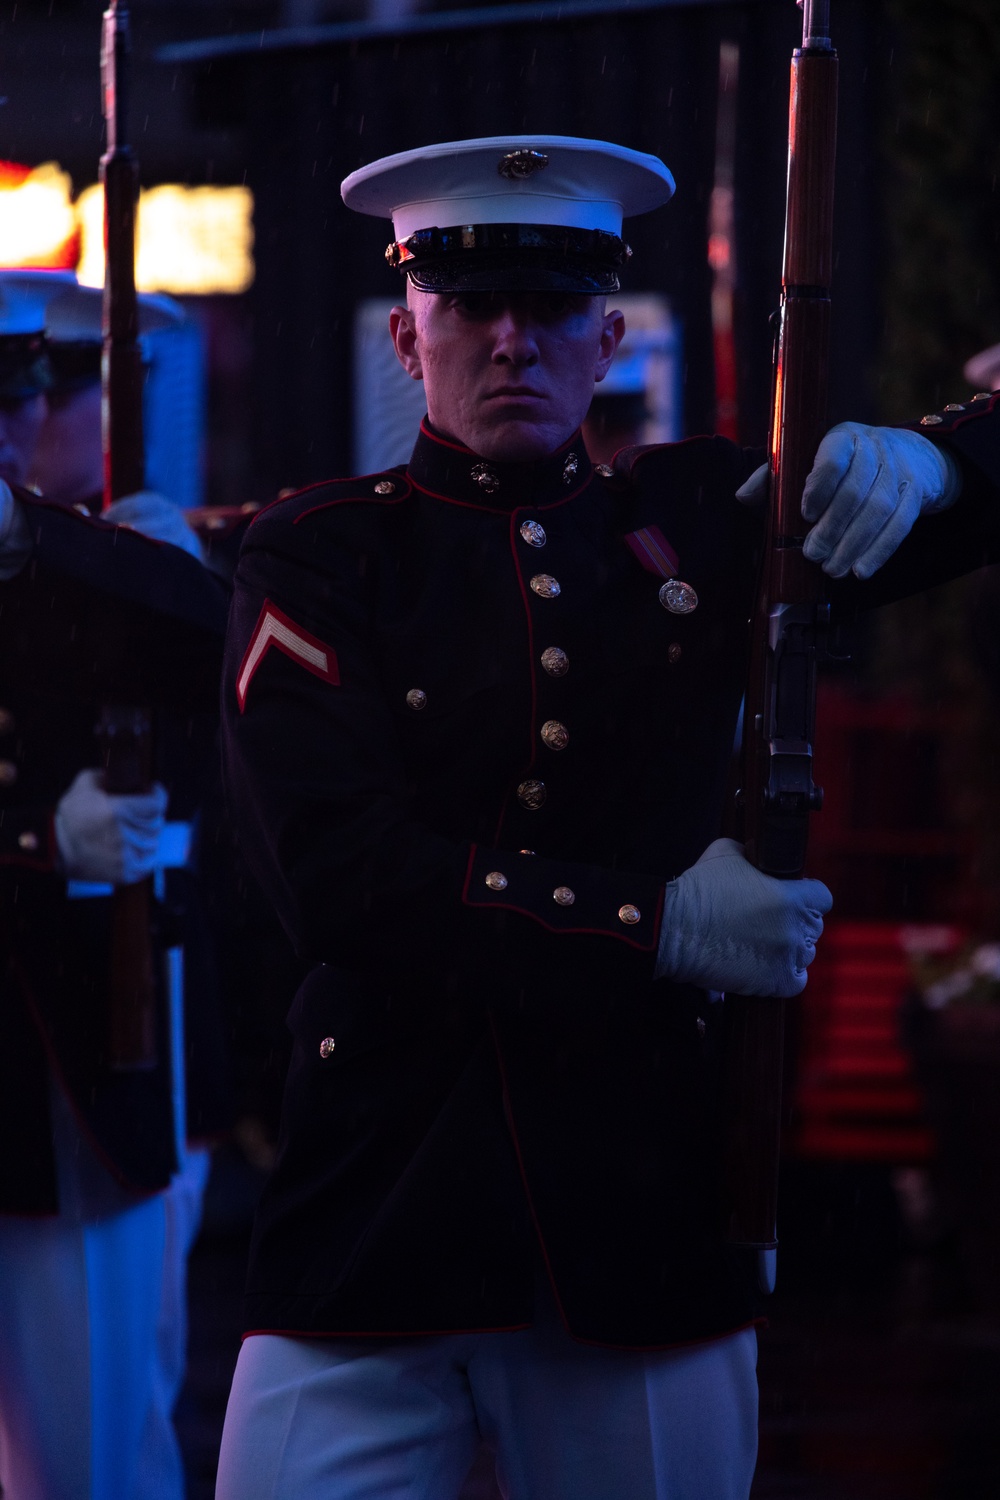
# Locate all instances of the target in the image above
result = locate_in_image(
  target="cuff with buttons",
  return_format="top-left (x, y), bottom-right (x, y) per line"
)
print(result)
top-left (463, 844), bottom-right (663, 953)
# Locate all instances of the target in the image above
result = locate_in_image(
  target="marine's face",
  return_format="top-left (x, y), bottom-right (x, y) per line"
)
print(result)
top-left (31, 380), bottom-right (103, 505)
top-left (0, 393), bottom-right (47, 487)
top-left (390, 288), bottom-right (625, 462)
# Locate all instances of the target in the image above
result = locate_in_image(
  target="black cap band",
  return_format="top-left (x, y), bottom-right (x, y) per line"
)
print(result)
top-left (386, 222), bottom-right (632, 294)
top-left (0, 333), bottom-right (54, 401)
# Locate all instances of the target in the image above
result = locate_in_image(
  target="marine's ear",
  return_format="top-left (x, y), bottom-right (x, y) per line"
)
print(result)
top-left (389, 303), bottom-right (424, 382)
top-left (594, 307), bottom-right (626, 384)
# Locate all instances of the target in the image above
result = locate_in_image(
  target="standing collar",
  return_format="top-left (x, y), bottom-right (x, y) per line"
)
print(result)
top-left (406, 418), bottom-right (592, 511)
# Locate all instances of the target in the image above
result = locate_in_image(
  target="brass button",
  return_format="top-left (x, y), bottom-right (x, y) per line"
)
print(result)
top-left (0, 708), bottom-right (14, 734)
top-left (18, 831), bottom-right (39, 852)
top-left (595, 463), bottom-right (614, 478)
top-left (485, 871), bottom-right (508, 891)
top-left (519, 519), bottom-right (546, 548)
top-left (540, 719), bottom-right (569, 751)
top-left (530, 574), bottom-right (561, 599)
top-left (405, 689), bottom-right (427, 710)
top-left (553, 886), bottom-right (576, 906)
top-left (319, 1036), bottom-right (336, 1059)
top-left (668, 643), bottom-right (682, 664)
top-left (972, 392), bottom-right (992, 400)
top-left (471, 462), bottom-right (500, 493)
top-left (374, 479), bottom-right (396, 495)
top-left (517, 779), bottom-right (546, 810)
top-left (519, 849), bottom-right (536, 855)
top-left (919, 413), bottom-right (944, 426)
top-left (619, 904), bottom-right (641, 924)
top-left (540, 646), bottom-right (569, 677)
top-left (562, 452), bottom-right (579, 484)
top-left (943, 403), bottom-right (965, 412)
top-left (0, 760), bottom-right (18, 786)
top-left (658, 580), bottom-right (698, 615)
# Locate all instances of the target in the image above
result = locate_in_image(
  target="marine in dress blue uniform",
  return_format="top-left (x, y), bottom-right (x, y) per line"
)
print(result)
top-left (215, 139), bottom-right (1000, 1499)
top-left (0, 273), bottom-right (229, 1500)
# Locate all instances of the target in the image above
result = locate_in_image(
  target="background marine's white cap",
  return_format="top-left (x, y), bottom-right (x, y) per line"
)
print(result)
top-left (0, 269), bottom-right (78, 398)
top-left (341, 135), bottom-right (675, 294)
top-left (45, 282), bottom-right (187, 344)
top-left (0, 269), bottom-right (78, 337)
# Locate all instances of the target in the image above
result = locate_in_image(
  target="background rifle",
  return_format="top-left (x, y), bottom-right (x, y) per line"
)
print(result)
top-left (723, 0), bottom-right (839, 1292)
top-left (101, 0), bottom-right (157, 1070)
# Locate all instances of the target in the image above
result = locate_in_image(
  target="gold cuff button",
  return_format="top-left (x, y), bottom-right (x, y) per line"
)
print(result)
top-left (919, 413), bottom-right (944, 425)
top-left (374, 480), bottom-right (396, 495)
top-left (540, 646), bottom-right (569, 677)
top-left (405, 689), bottom-right (427, 710)
top-left (319, 1036), bottom-right (336, 1059)
top-left (619, 904), bottom-right (641, 925)
top-left (18, 831), bottom-right (39, 852)
top-left (485, 871), bottom-right (508, 891)
top-left (517, 779), bottom-right (546, 810)
top-left (540, 719), bottom-right (569, 751)
top-left (520, 520), bottom-right (546, 547)
top-left (553, 886), bottom-right (576, 906)
top-left (530, 574), bottom-right (561, 599)
top-left (595, 463), bottom-right (614, 478)
top-left (943, 403), bottom-right (965, 412)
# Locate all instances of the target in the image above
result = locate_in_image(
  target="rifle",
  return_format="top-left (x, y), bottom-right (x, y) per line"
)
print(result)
top-left (100, 0), bottom-right (157, 1070)
top-left (723, 0), bottom-right (838, 1292)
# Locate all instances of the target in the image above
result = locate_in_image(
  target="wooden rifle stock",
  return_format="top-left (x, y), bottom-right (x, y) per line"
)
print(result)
top-left (101, 0), bottom-right (157, 1071)
top-left (723, 0), bottom-right (838, 1286)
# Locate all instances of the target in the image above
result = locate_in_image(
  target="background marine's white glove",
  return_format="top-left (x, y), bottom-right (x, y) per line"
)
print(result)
top-left (104, 490), bottom-right (204, 562)
top-left (735, 422), bottom-right (961, 579)
top-left (55, 769), bottom-right (168, 885)
top-left (0, 479), bottom-right (33, 581)
top-left (655, 837), bottom-right (832, 998)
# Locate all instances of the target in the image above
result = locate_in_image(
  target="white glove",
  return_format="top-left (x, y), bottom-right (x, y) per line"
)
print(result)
top-left (0, 479), bottom-right (33, 581)
top-left (655, 837), bottom-right (832, 998)
top-left (735, 423), bottom-right (961, 579)
top-left (55, 768), bottom-right (168, 885)
top-left (103, 491), bottom-right (204, 562)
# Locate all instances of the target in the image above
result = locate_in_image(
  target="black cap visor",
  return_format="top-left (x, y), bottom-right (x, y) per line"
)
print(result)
top-left (388, 223), bottom-right (630, 295)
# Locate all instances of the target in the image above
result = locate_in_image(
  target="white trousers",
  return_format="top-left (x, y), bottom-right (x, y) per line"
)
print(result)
top-left (216, 1301), bottom-right (758, 1500)
top-left (0, 1146), bottom-right (209, 1500)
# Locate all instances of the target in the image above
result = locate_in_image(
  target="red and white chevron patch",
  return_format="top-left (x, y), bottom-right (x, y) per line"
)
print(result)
top-left (236, 599), bottom-right (340, 713)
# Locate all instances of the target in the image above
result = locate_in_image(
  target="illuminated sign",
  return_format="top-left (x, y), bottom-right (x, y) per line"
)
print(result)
top-left (0, 162), bottom-right (254, 295)
top-left (0, 161), bottom-right (79, 270)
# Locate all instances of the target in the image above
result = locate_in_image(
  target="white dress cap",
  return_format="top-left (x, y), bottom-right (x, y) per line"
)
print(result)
top-left (45, 283), bottom-right (187, 344)
top-left (341, 134), bottom-right (675, 241)
top-left (0, 269), bottom-right (78, 336)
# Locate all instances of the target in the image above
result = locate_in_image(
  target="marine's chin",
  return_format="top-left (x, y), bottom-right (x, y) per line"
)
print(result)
top-left (470, 412), bottom-right (572, 464)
